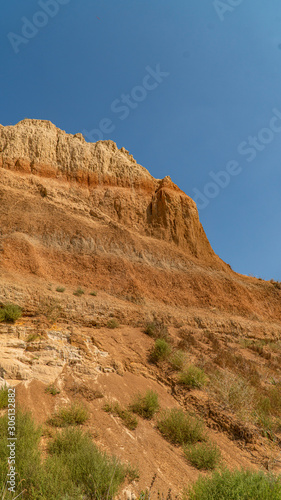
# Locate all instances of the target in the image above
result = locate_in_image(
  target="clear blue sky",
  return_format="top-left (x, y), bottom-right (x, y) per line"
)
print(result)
top-left (1, 0), bottom-right (281, 280)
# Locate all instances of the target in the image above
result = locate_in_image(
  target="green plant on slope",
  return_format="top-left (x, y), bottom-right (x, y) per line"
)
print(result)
top-left (0, 410), bottom-right (133, 499)
top-left (103, 402), bottom-right (138, 430)
top-left (0, 386), bottom-right (8, 409)
top-left (129, 390), bottom-right (160, 419)
top-left (183, 441), bottom-right (221, 470)
top-left (0, 303), bottom-right (22, 323)
top-left (157, 408), bottom-right (205, 445)
top-left (178, 365), bottom-right (207, 389)
top-left (186, 468), bottom-right (281, 500)
top-left (149, 339), bottom-right (171, 363)
top-left (47, 403), bottom-right (89, 427)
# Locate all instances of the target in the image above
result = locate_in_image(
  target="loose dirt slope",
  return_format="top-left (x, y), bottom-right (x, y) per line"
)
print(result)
top-left (0, 119), bottom-right (281, 496)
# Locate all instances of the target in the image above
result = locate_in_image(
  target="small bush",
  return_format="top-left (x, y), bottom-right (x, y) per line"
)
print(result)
top-left (0, 303), bottom-right (22, 323)
top-left (56, 286), bottom-right (65, 293)
top-left (47, 403), bottom-right (89, 427)
top-left (90, 291), bottom-right (97, 296)
top-left (184, 441), bottom-right (221, 470)
top-left (103, 402), bottom-right (138, 430)
top-left (0, 386), bottom-right (8, 409)
top-left (187, 468), bottom-right (281, 500)
top-left (129, 390), bottom-right (159, 419)
top-left (45, 384), bottom-right (60, 396)
top-left (144, 320), bottom-right (169, 341)
top-left (144, 322), bottom-right (156, 337)
top-left (149, 339), bottom-right (171, 363)
top-left (208, 371), bottom-right (256, 420)
top-left (107, 318), bottom-right (119, 329)
top-left (169, 350), bottom-right (187, 371)
top-left (179, 365), bottom-right (207, 389)
top-left (73, 287), bottom-right (85, 297)
top-left (157, 408), bottom-right (205, 445)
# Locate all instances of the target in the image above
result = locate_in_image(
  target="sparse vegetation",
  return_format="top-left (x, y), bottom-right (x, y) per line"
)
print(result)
top-left (183, 441), bottom-right (221, 470)
top-left (0, 303), bottom-right (22, 323)
top-left (47, 403), bottom-right (89, 427)
top-left (144, 320), bottom-right (170, 341)
top-left (26, 332), bottom-right (41, 342)
top-left (73, 287), bottom-right (85, 297)
top-left (36, 297), bottom-right (62, 323)
top-left (157, 408), bottom-right (205, 445)
top-left (207, 371), bottom-right (256, 421)
top-left (90, 291), bottom-right (97, 296)
top-left (107, 318), bottom-right (119, 329)
top-left (169, 349), bottom-right (186, 371)
top-left (0, 386), bottom-right (8, 409)
top-left (149, 339), bottom-right (171, 363)
top-left (129, 390), bottom-right (160, 419)
top-left (45, 384), bottom-right (60, 396)
top-left (179, 365), bottom-right (207, 389)
top-left (187, 468), bottom-right (281, 500)
top-left (213, 349), bottom-right (260, 387)
top-left (103, 401), bottom-right (138, 430)
top-left (56, 286), bottom-right (65, 293)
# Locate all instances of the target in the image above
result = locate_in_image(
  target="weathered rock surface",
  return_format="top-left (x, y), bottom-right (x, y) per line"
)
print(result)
top-left (0, 119), bottom-right (280, 320)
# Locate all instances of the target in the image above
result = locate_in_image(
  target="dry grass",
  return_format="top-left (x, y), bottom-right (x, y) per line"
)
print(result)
top-left (207, 371), bottom-right (256, 421)
top-left (213, 349), bottom-right (261, 387)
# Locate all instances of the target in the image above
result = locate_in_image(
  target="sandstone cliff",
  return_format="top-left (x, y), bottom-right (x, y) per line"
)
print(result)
top-left (0, 119), bottom-right (280, 320)
top-left (1, 119), bottom-right (281, 496)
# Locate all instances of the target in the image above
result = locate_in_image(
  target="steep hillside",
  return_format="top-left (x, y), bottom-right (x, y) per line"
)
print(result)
top-left (0, 119), bottom-right (281, 497)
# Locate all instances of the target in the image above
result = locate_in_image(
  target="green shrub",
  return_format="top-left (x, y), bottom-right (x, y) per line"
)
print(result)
top-left (103, 402), bottom-right (138, 430)
top-left (179, 365), bottom-right (207, 389)
top-left (73, 287), bottom-right (85, 297)
top-left (169, 350), bottom-right (187, 371)
top-left (90, 291), bottom-right (97, 296)
top-left (157, 408), bottom-right (205, 445)
top-left (0, 303), bottom-right (22, 323)
top-left (0, 410), bottom-right (131, 499)
top-left (149, 339), bottom-right (171, 363)
top-left (48, 426), bottom-right (129, 499)
top-left (144, 322), bottom-right (156, 337)
top-left (129, 390), bottom-right (159, 419)
top-left (47, 403), bottom-right (89, 427)
top-left (45, 384), bottom-right (60, 396)
top-left (187, 468), bottom-right (281, 500)
top-left (0, 386), bottom-right (8, 409)
top-left (107, 318), bottom-right (119, 329)
top-left (56, 286), bottom-right (65, 293)
top-left (184, 441), bottom-right (221, 470)
top-left (0, 410), bottom-right (45, 498)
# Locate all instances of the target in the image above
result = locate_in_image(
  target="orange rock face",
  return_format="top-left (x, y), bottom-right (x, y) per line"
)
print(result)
top-left (0, 119), bottom-right (280, 321)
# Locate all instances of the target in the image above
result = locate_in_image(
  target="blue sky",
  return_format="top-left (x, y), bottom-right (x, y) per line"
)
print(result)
top-left (1, 0), bottom-right (281, 280)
